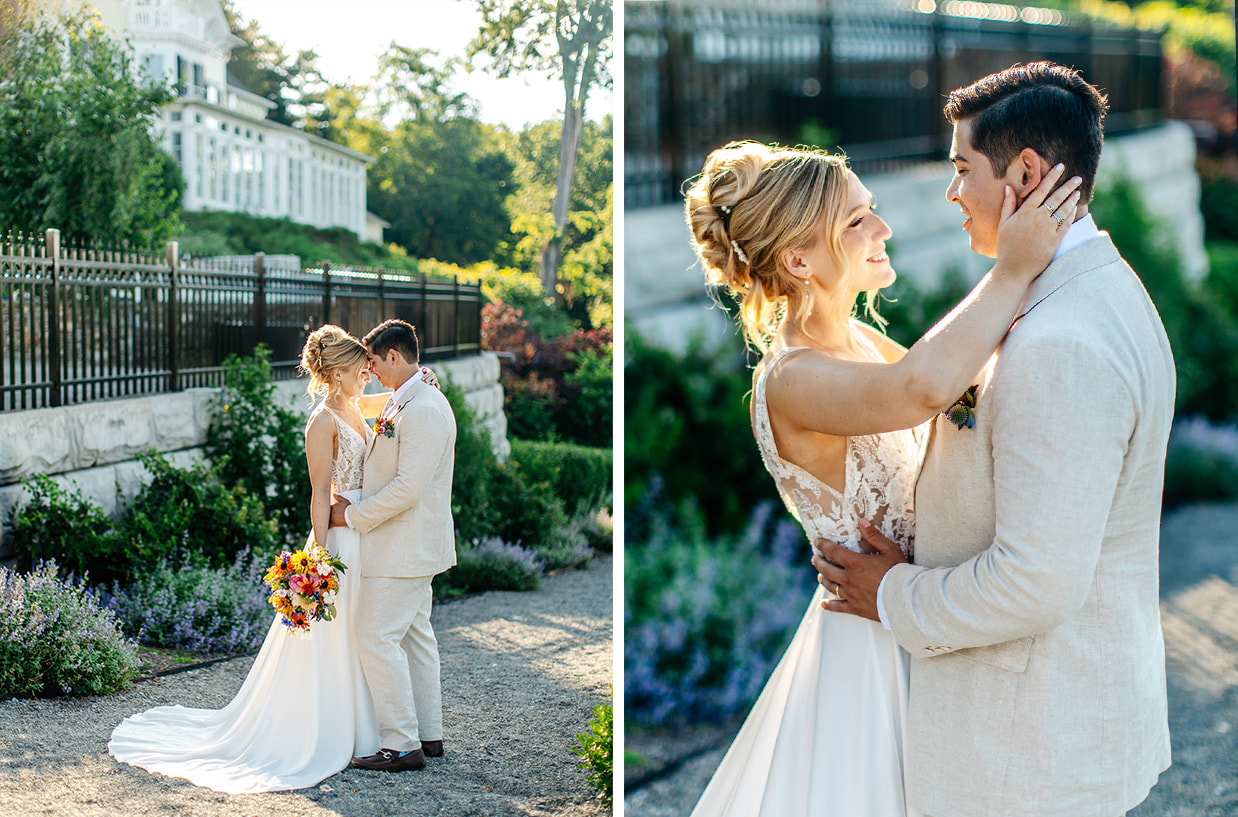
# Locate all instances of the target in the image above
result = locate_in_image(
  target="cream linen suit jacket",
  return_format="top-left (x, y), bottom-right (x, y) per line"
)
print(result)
top-left (882, 234), bottom-right (1174, 817)
top-left (349, 378), bottom-right (457, 578)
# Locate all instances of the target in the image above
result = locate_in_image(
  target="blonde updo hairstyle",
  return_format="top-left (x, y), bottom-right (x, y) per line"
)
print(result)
top-left (685, 141), bottom-right (883, 353)
top-left (299, 324), bottom-right (368, 399)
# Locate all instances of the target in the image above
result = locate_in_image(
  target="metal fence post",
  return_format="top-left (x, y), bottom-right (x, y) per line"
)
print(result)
top-left (376, 265), bottom-right (386, 320)
top-left (321, 260), bottom-right (332, 327)
top-left (453, 275), bottom-right (461, 358)
top-left (167, 241), bottom-right (180, 392)
top-left (253, 251), bottom-right (266, 352)
top-left (418, 270), bottom-right (428, 345)
top-left (46, 229), bottom-right (62, 408)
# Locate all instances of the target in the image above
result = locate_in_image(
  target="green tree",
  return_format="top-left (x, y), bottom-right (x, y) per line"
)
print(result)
top-left (334, 45), bottom-right (514, 264)
top-left (468, 0), bottom-right (613, 298)
top-left (0, 5), bottom-right (181, 245)
top-left (220, 0), bottom-right (329, 133)
top-left (505, 117), bottom-right (613, 328)
top-left (369, 117), bottom-right (514, 263)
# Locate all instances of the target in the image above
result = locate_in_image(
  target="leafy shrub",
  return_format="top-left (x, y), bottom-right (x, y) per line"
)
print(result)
top-left (509, 439), bottom-right (613, 514)
top-left (436, 536), bottom-right (544, 598)
top-left (573, 696), bottom-right (614, 806)
top-left (443, 381), bottom-right (500, 544)
top-left (488, 463), bottom-right (569, 549)
top-left (1201, 172), bottom-right (1238, 242)
top-left (557, 346), bottom-right (613, 448)
top-left (206, 346), bottom-right (310, 546)
top-left (100, 549), bottom-right (272, 653)
top-left (1163, 416), bottom-right (1238, 507)
top-left (504, 372), bottom-right (561, 442)
top-left (625, 333), bottom-right (776, 537)
top-left (1091, 172), bottom-right (1238, 422)
top-left (625, 493), bottom-right (813, 726)
top-left (0, 561), bottom-right (139, 697)
top-left (119, 450), bottom-right (279, 573)
top-left (8, 474), bottom-right (124, 584)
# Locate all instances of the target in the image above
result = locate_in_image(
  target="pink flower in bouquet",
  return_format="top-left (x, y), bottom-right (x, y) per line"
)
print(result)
top-left (288, 573), bottom-right (319, 596)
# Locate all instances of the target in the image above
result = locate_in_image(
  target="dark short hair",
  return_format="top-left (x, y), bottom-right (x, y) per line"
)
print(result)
top-left (363, 319), bottom-right (420, 365)
top-left (944, 62), bottom-right (1109, 202)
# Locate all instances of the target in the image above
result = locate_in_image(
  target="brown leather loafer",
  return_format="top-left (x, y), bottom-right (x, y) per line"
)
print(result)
top-left (421, 740), bottom-right (443, 757)
top-left (349, 748), bottom-right (426, 772)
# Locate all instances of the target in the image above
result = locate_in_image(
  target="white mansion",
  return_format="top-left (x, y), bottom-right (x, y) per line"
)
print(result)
top-left (94, 0), bottom-right (375, 240)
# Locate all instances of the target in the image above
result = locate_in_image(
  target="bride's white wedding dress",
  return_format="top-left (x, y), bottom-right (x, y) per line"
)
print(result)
top-left (691, 326), bottom-right (925, 817)
top-left (108, 407), bottom-right (381, 793)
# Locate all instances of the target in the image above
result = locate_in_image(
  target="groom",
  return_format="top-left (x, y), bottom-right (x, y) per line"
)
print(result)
top-left (814, 63), bottom-right (1174, 816)
top-left (329, 318), bottom-right (457, 772)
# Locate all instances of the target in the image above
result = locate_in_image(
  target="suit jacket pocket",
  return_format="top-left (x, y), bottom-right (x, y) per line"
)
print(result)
top-left (954, 635), bottom-right (1034, 673)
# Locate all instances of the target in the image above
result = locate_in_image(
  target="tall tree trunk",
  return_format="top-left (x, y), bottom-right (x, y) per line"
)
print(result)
top-left (540, 90), bottom-right (583, 298)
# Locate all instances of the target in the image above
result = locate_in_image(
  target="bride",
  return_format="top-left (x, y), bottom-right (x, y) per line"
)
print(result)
top-left (108, 325), bottom-right (430, 793)
top-left (682, 141), bottom-right (1079, 816)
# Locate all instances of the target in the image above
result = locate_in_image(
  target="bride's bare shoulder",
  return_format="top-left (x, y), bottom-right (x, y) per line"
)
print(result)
top-left (304, 408), bottom-right (336, 443)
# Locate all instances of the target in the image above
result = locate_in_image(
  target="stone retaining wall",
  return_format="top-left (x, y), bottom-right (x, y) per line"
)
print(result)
top-left (0, 352), bottom-right (506, 555)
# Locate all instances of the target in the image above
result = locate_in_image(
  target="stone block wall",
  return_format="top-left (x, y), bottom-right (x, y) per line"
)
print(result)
top-left (0, 352), bottom-right (506, 556)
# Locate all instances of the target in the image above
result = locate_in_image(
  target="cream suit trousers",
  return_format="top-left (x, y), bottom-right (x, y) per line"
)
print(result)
top-left (355, 575), bottom-right (441, 752)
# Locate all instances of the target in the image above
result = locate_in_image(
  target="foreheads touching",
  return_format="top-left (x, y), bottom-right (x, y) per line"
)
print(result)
top-left (362, 319), bottom-right (420, 368)
top-left (945, 61), bottom-right (1108, 202)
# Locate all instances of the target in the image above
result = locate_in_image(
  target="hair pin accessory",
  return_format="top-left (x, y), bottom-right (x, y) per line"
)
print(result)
top-left (731, 239), bottom-right (748, 264)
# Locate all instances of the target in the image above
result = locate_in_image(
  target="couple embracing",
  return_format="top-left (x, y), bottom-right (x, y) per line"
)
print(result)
top-left (687, 63), bottom-right (1173, 817)
top-left (109, 319), bottom-right (457, 791)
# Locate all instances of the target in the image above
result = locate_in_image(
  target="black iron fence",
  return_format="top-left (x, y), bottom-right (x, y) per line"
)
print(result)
top-left (0, 229), bottom-right (483, 411)
top-left (625, 0), bottom-right (1165, 207)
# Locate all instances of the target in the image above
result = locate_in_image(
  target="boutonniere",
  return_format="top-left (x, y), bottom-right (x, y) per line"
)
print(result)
top-left (944, 384), bottom-right (979, 430)
top-left (373, 417), bottom-right (395, 438)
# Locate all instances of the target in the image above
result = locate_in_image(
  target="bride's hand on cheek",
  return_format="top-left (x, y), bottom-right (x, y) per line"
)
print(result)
top-left (994, 164), bottom-right (1082, 285)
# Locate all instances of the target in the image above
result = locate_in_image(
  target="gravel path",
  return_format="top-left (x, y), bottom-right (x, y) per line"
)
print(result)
top-left (625, 503), bottom-right (1238, 817)
top-left (0, 555), bottom-right (613, 817)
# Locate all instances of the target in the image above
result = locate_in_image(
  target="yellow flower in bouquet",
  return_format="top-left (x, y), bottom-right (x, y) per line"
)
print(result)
top-left (263, 543), bottom-right (348, 632)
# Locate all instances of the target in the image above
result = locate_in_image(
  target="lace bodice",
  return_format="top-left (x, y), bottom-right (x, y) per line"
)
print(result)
top-left (753, 324), bottom-right (923, 559)
top-left (311, 406), bottom-right (370, 494)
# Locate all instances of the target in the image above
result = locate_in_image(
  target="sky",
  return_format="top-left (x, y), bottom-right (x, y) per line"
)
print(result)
top-left (229, 0), bottom-right (613, 129)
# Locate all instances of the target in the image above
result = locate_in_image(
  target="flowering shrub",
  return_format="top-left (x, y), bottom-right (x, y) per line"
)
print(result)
top-left (0, 561), bottom-right (139, 697)
top-left (535, 520), bottom-right (594, 573)
top-left (436, 537), bottom-right (544, 597)
top-left (1164, 416), bottom-right (1238, 507)
top-left (100, 549), bottom-right (272, 653)
top-left (625, 492), bottom-right (814, 726)
top-left (481, 300), bottom-right (613, 446)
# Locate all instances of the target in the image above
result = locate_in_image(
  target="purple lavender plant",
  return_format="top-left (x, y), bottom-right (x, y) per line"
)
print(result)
top-left (625, 499), bottom-right (815, 726)
top-left (102, 548), bottom-right (272, 653)
top-left (0, 561), bottom-right (140, 697)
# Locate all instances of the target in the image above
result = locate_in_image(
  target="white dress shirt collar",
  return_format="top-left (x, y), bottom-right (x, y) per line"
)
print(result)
top-left (1051, 213), bottom-right (1100, 263)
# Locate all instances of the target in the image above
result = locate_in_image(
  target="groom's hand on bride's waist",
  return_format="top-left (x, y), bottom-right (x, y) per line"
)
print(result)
top-left (812, 519), bottom-right (908, 623)
top-left (329, 497), bottom-right (351, 528)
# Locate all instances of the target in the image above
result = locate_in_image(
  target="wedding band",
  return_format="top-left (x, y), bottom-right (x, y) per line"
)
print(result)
top-left (834, 583), bottom-right (842, 597)
top-left (1051, 213), bottom-right (1066, 226)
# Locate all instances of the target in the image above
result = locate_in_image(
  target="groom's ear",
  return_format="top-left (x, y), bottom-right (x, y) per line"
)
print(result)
top-left (1010, 148), bottom-right (1048, 203)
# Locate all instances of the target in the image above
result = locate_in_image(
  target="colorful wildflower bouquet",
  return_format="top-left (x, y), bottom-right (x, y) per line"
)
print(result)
top-left (263, 543), bottom-right (347, 632)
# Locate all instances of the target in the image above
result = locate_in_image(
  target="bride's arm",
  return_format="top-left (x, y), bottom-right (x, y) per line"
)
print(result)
top-left (768, 168), bottom-right (1081, 438)
top-left (304, 412), bottom-right (335, 549)
top-left (357, 391), bottom-right (391, 419)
